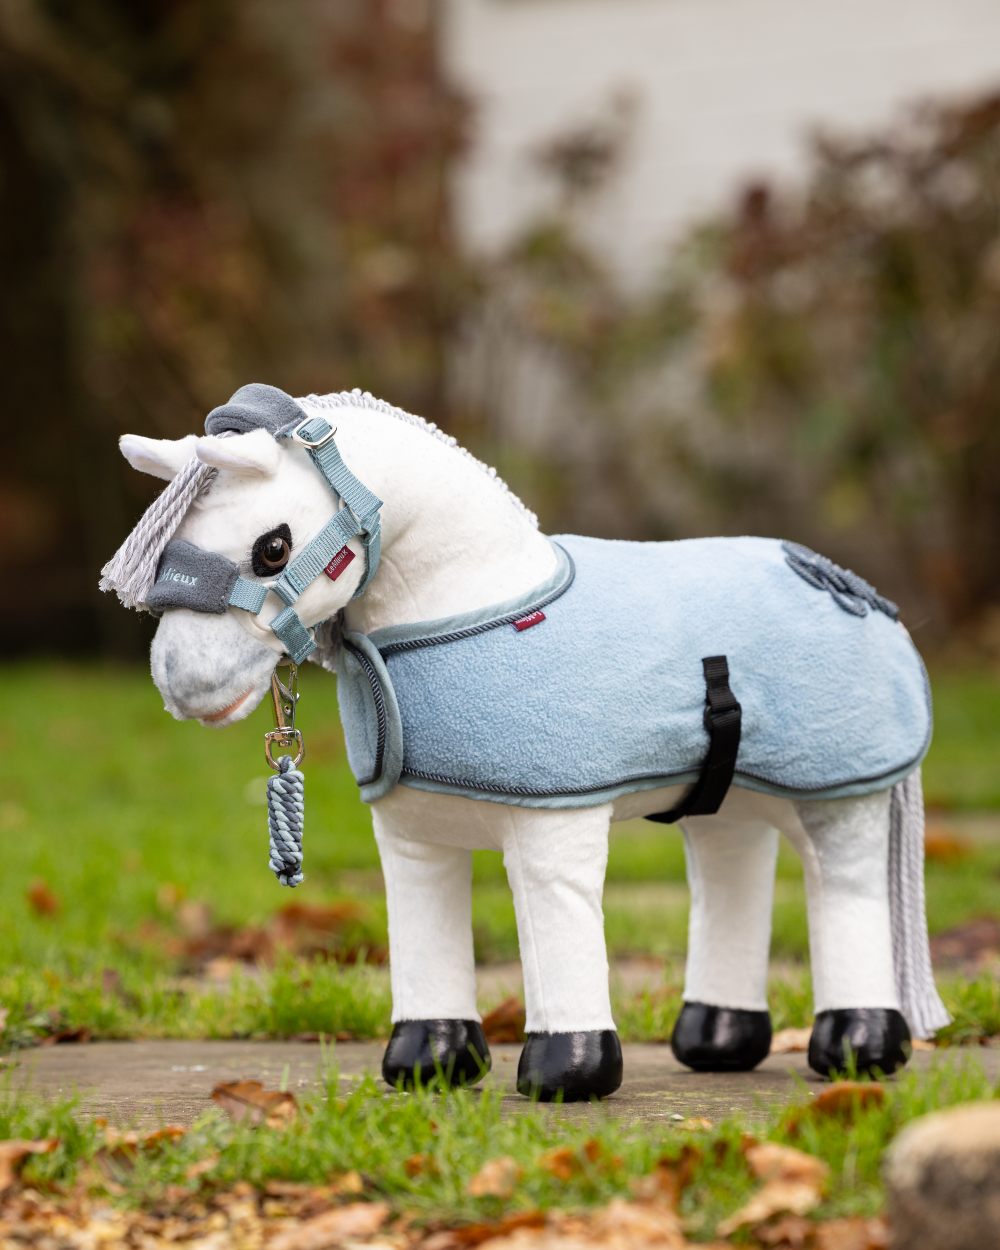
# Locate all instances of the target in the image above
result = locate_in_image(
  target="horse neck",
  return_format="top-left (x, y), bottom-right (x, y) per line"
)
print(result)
top-left (330, 406), bottom-right (557, 634)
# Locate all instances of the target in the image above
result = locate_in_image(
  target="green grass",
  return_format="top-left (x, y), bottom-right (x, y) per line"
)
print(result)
top-left (1, 661), bottom-right (998, 1050)
top-left (1, 1057), bottom-right (997, 1234)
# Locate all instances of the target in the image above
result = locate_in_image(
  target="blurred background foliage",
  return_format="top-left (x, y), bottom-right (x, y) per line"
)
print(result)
top-left (1, 0), bottom-right (998, 656)
top-left (0, 0), bottom-right (469, 655)
top-left (457, 91), bottom-right (1000, 645)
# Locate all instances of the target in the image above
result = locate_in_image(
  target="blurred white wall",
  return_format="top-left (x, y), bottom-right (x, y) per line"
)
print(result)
top-left (443, 0), bottom-right (1000, 285)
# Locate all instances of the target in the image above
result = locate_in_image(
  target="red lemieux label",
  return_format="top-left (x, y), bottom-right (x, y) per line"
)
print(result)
top-left (513, 610), bottom-right (546, 632)
top-left (323, 545), bottom-right (356, 581)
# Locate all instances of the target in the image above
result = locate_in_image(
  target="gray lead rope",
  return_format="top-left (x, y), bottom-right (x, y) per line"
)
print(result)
top-left (264, 659), bottom-right (306, 888)
top-left (267, 756), bottom-right (305, 887)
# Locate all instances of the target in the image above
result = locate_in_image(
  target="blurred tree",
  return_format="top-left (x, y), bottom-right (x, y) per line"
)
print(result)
top-left (456, 91), bottom-right (1000, 639)
top-left (0, 0), bottom-right (469, 655)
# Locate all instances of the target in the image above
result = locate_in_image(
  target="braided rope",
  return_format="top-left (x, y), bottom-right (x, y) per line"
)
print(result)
top-left (99, 457), bottom-right (218, 610)
top-left (267, 755), bottom-right (305, 887)
top-left (889, 768), bottom-right (951, 1037)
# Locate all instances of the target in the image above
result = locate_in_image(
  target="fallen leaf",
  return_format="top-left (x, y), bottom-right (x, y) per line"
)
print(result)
top-left (269, 1201), bottom-right (390, 1250)
top-left (754, 1213), bottom-right (814, 1246)
top-left (747, 1143), bottom-right (828, 1185)
top-left (811, 1082), bottom-right (884, 1121)
top-left (185, 1153), bottom-right (220, 1181)
top-left (813, 1215), bottom-right (889, 1249)
top-left (718, 1143), bottom-right (828, 1236)
top-left (26, 881), bottom-right (60, 916)
top-left (330, 1170), bottom-right (365, 1195)
top-left (592, 1197), bottom-right (686, 1246)
top-left (39, 1024), bottom-right (91, 1046)
top-left (632, 1143), bottom-right (701, 1208)
top-left (771, 1027), bottom-right (812, 1054)
top-left (0, 1139), bottom-right (59, 1191)
top-left (405, 1152), bottom-right (439, 1178)
top-left (538, 1145), bottom-right (578, 1181)
top-left (467, 1156), bottom-right (522, 1198)
top-left (102, 1125), bottom-right (186, 1159)
top-left (481, 996), bottom-right (526, 1044)
top-left (430, 1210), bottom-right (547, 1247)
top-left (924, 831), bottom-right (971, 862)
top-left (210, 1080), bottom-right (298, 1128)
top-left (911, 1038), bottom-right (935, 1051)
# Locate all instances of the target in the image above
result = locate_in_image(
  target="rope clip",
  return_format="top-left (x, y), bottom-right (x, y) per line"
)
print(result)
top-left (264, 657), bottom-right (304, 770)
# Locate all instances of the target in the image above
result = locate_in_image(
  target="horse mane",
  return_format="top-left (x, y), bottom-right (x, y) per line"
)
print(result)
top-left (300, 389), bottom-right (538, 529)
top-left (100, 389), bottom-right (537, 613)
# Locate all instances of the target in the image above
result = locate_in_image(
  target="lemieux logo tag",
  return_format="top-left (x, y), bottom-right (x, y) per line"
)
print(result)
top-left (159, 567), bottom-right (198, 587)
top-left (323, 545), bottom-right (356, 581)
top-left (513, 610), bottom-right (546, 632)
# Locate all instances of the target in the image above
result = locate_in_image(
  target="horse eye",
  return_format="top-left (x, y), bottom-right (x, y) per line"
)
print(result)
top-left (251, 524), bottom-right (293, 576)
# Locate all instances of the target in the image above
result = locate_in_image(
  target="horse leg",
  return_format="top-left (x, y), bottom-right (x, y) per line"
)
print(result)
top-left (671, 816), bottom-right (778, 1071)
top-left (785, 790), bottom-right (911, 1077)
top-left (502, 805), bottom-right (623, 1101)
top-left (373, 815), bottom-right (490, 1089)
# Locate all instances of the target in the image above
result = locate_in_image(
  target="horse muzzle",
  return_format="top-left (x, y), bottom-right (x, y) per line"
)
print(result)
top-left (150, 609), bottom-right (278, 725)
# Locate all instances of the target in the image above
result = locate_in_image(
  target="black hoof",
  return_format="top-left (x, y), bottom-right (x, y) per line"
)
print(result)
top-left (671, 1002), bottom-right (773, 1072)
top-left (382, 1019), bottom-right (491, 1090)
top-left (516, 1030), bottom-right (623, 1102)
top-left (808, 1008), bottom-right (911, 1078)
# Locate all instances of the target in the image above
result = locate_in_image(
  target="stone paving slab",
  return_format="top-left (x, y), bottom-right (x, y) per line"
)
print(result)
top-left (4, 1041), bottom-right (997, 1129)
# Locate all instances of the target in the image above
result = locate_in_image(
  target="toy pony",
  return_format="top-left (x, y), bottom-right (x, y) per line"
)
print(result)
top-left (102, 384), bottom-right (948, 1101)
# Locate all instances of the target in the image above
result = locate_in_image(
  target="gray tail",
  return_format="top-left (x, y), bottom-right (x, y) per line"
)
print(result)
top-left (889, 769), bottom-right (951, 1038)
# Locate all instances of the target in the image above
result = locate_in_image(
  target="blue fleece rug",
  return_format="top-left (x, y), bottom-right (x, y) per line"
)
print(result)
top-left (334, 534), bottom-right (931, 808)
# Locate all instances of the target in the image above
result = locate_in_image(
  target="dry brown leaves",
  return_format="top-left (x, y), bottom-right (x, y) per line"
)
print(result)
top-left (771, 1027), bottom-right (812, 1054)
top-left (136, 894), bottom-right (387, 975)
top-left (755, 1214), bottom-right (889, 1249)
top-left (632, 1143), bottom-right (701, 1208)
top-left (467, 1156), bottom-right (522, 1199)
top-left (0, 1139), bottom-right (58, 1192)
top-left (468, 1199), bottom-right (688, 1248)
top-left (718, 1143), bottom-right (829, 1236)
top-left (539, 1139), bottom-right (620, 1182)
top-left (269, 1200), bottom-right (391, 1250)
top-left (0, 1173), bottom-right (894, 1250)
top-left (784, 1082), bottom-right (885, 1136)
top-left (26, 880), bottom-right (60, 916)
top-left (481, 997), bottom-right (527, 1043)
top-left (210, 1079), bottom-right (298, 1128)
top-left (923, 829), bottom-right (972, 863)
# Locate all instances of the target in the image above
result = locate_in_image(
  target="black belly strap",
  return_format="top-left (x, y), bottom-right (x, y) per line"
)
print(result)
top-left (646, 655), bottom-right (742, 824)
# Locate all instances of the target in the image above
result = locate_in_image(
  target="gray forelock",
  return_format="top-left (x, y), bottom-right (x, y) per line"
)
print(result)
top-left (205, 383), bottom-right (307, 437)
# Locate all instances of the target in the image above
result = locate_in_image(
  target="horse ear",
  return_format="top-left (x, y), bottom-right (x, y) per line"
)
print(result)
top-left (195, 428), bottom-right (280, 477)
top-left (119, 434), bottom-right (199, 481)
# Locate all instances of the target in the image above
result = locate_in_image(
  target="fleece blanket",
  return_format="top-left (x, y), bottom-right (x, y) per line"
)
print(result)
top-left (334, 535), bottom-right (932, 809)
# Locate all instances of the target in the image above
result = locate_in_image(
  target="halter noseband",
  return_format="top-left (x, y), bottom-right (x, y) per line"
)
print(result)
top-left (146, 387), bottom-right (383, 664)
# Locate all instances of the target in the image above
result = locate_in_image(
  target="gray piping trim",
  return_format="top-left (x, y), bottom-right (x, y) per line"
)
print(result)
top-left (369, 541), bottom-right (575, 656)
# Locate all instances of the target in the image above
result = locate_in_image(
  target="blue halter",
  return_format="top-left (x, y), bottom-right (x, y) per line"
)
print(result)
top-left (147, 385), bottom-right (383, 664)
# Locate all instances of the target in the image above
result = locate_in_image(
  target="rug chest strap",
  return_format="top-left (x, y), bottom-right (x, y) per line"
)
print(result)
top-left (646, 655), bottom-right (742, 825)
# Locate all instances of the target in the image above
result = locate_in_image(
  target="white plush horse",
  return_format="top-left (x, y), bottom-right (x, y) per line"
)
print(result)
top-left (103, 385), bottom-right (949, 1101)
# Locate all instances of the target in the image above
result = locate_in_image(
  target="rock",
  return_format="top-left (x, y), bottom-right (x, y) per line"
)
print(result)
top-left (885, 1101), bottom-right (1000, 1249)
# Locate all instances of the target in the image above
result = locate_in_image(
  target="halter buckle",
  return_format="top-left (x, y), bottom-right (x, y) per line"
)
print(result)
top-left (291, 416), bottom-right (337, 450)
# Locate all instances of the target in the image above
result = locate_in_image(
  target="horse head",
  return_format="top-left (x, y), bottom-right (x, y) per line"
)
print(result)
top-left (115, 386), bottom-right (376, 726)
